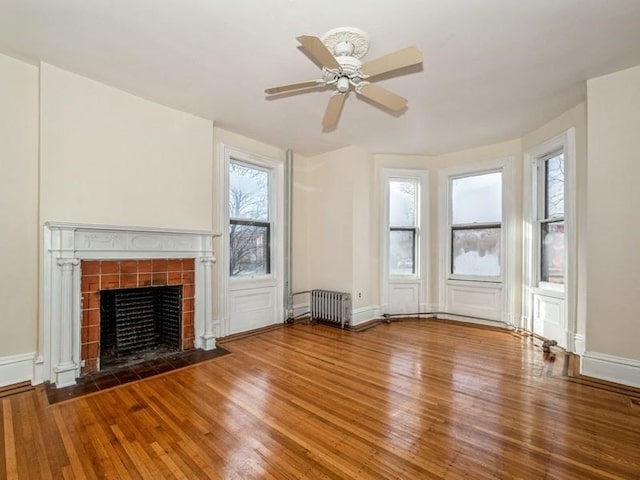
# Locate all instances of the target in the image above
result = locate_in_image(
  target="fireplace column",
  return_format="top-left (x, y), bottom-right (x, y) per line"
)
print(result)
top-left (54, 257), bottom-right (79, 387)
top-left (200, 256), bottom-right (216, 350)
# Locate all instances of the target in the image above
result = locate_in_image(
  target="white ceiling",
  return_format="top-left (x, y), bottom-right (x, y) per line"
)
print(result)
top-left (1, 0), bottom-right (640, 156)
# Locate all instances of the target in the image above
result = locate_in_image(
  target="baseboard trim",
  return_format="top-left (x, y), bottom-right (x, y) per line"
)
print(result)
top-left (216, 323), bottom-right (283, 344)
top-left (292, 303), bottom-right (309, 319)
top-left (581, 351), bottom-right (640, 388)
top-left (434, 313), bottom-right (507, 329)
top-left (0, 352), bottom-right (35, 387)
top-left (351, 306), bottom-right (382, 326)
top-left (573, 334), bottom-right (586, 356)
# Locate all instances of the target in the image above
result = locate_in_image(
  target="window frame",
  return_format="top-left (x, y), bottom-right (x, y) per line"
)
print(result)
top-left (447, 168), bottom-right (504, 283)
top-left (537, 149), bottom-right (566, 292)
top-left (227, 157), bottom-right (275, 281)
top-left (380, 168), bottom-right (429, 315)
top-left (387, 177), bottom-right (420, 278)
top-left (228, 219), bottom-right (271, 276)
top-left (389, 226), bottom-right (417, 276)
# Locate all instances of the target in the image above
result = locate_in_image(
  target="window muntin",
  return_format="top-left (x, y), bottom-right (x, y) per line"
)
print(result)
top-left (540, 152), bottom-right (565, 285)
top-left (450, 171), bottom-right (502, 279)
top-left (229, 161), bottom-right (271, 277)
top-left (389, 179), bottom-right (417, 275)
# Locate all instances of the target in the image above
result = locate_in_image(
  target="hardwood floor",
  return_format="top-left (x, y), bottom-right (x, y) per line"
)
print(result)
top-left (2, 320), bottom-right (640, 479)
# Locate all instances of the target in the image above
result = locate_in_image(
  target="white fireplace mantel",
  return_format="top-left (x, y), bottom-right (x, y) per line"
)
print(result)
top-left (42, 222), bottom-right (218, 387)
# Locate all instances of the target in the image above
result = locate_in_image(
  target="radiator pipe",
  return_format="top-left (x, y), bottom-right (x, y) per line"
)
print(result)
top-left (284, 149), bottom-right (294, 323)
top-left (381, 311), bottom-right (512, 328)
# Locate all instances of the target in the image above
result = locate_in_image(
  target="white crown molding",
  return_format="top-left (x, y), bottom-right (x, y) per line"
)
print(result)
top-left (582, 351), bottom-right (640, 388)
top-left (0, 352), bottom-right (35, 387)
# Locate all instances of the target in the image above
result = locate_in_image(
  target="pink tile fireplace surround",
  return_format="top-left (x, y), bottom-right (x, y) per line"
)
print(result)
top-left (79, 258), bottom-right (196, 374)
top-left (43, 223), bottom-right (217, 388)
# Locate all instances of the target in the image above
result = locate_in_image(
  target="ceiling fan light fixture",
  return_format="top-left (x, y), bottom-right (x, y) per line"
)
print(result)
top-left (264, 27), bottom-right (423, 129)
top-left (336, 76), bottom-right (350, 93)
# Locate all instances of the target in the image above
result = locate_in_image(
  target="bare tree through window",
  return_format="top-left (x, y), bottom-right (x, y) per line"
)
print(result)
top-left (389, 180), bottom-right (417, 275)
top-left (541, 153), bottom-right (565, 284)
top-left (229, 163), bottom-right (270, 276)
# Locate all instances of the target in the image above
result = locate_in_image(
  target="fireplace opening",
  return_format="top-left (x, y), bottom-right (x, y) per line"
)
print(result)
top-left (99, 285), bottom-right (182, 370)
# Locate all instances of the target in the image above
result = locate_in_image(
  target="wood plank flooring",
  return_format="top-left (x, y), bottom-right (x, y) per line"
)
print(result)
top-left (2, 319), bottom-right (640, 479)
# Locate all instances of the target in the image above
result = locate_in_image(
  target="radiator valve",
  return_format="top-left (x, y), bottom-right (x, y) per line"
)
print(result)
top-left (541, 339), bottom-right (557, 353)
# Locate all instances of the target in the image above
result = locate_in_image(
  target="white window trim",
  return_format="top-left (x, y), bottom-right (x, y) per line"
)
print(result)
top-left (536, 150), bottom-right (565, 293)
top-left (523, 128), bottom-right (577, 349)
top-left (447, 168), bottom-right (504, 283)
top-left (228, 158), bottom-right (273, 281)
top-left (216, 144), bottom-right (284, 336)
top-left (380, 168), bottom-right (429, 313)
top-left (438, 156), bottom-right (516, 322)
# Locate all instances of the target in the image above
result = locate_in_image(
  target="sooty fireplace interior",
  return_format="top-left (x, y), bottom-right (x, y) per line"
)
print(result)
top-left (100, 285), bottom-right (182, 369)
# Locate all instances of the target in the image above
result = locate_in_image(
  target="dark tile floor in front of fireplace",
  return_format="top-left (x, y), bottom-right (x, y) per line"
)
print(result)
top-left (44, 347), bottom-right (230, 404)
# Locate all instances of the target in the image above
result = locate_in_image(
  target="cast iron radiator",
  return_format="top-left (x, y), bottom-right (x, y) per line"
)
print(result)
top-left (310, 289), bottom-right (352, 328)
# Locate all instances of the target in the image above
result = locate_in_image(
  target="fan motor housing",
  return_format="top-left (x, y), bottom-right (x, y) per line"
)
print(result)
top-left (337, 56), bottom-right (362, 77)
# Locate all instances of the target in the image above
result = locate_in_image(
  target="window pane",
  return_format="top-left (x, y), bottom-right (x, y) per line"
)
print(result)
top-left (451, 172), bottom-right (502, 224)
top-left (229, 163), bottom-right (269, 221)
top-left (389, 229), bottom-right (415, 275)
top-left (545, 153), bottom-right (564, 219)
top-left (389, 180), bottom-right (416, 227)
top-left (541, 221), bottom-right (564, 284)
top-left (452, 228), bottom-right (500, 276)
top-left (230, 223), bottom-right (269, 276)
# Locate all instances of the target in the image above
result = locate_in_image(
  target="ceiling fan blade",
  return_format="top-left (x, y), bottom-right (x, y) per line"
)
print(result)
top-left (357, 83), bottom-right (407, 112)
top-left (265, 80), bottom-right (323, 95)
top-left (360, 46), bottom-right (422, 78)
top-left (297, 35), bottom-right (341, 70)
top-left (322, 93), bottom-right (346, 129)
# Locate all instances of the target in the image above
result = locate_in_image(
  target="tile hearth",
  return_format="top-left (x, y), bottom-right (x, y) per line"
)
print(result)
top-left (45, 346), bottom-right (230, 404)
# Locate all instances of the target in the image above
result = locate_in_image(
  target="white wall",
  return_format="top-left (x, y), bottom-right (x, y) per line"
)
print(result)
top-left (350, 146), bottom-right (377, 310)
top-left (585, 65), bottom-right (640, 382)
top-left (40, 63), bottom-right (214, 231)
top-left (306, 147), bottom-right (357, 294)
top-left (305, 145), bottom-right (377, 319)
top-left (0, 53), bottom-right (39, 366)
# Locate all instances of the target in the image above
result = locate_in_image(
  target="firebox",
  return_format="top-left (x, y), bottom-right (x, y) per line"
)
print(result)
top-left (100, 285), bottom-right (182, 368)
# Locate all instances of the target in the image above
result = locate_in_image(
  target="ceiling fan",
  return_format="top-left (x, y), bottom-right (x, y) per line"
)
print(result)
top-left (265, 27), bottom-right (423, 129)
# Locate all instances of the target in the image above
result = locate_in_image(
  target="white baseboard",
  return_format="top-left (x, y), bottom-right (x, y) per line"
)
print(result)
top-left (292, 303), bottom-right (379, 326)
top-left (292, 303), bottom-right (309, 319)
top-left (33, 355), bottom-right (44, 385)
top-left (0, 352), bottom-right (35, 387)
top-left (573, 334), bottom-right (586, 356)
top-left (581, 351), bottom-right (640, 388)
top-left (351, 305), bottom-right (382, 326)
top-left (435, 313), bottom-right (508, 328)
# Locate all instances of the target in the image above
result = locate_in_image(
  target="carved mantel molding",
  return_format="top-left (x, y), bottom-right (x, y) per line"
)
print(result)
top-left (42, 222), bottom-right (217, 387)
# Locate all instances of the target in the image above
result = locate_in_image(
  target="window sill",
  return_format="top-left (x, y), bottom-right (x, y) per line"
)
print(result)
top-left (446, 277), bottom-right (503, 287)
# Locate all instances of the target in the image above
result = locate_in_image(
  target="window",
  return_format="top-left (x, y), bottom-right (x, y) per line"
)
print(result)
top-left (450, 171), bottom-right (502, 279)
top-left (389, 179), bottom-right (418, 275)
top-left (539, 152), bottom-right (565, 285)
top-left (229, 161), bottom-right (271, 277)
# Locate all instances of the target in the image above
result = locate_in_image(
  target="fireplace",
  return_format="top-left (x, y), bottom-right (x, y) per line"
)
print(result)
top-left (43, 223), bottom-right (218, 388)
top-left (100, 285), bottom-right (182, 367)
top-left (79, 258), bottom-right (196, 374)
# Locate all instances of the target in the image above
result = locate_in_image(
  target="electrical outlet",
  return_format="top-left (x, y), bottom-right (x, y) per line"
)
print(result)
top-left (358, 292), bottom-right (362, 298)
